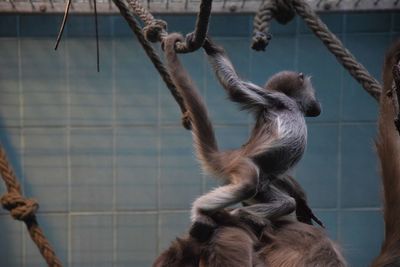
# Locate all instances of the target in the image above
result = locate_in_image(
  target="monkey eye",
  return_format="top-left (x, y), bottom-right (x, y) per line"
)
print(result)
top-left (298, 73), bottom-right (304, 81)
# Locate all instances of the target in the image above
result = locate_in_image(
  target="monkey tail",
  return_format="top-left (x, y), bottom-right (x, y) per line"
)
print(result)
top-left (163, 33), bottom-right (224, 177)
top-left (372, 39), bottom-right (400, 267)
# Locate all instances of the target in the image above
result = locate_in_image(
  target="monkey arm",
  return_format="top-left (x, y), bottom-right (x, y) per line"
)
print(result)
top-left (203, 38), bottom-right (287, 111)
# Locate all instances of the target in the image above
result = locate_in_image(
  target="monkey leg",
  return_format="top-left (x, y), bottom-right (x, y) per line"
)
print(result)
top-left (233, 186), bottom-right (296, 226)
top-left (190, 159), bottom-right (259, 241)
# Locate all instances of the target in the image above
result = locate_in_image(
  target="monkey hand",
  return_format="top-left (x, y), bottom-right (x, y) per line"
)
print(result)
top-left (161, 32), bottom-right (185, 52)
top-left (203, 36), bottom-right (224, 55)
top-left (189, 214), bottom-right (218, 243)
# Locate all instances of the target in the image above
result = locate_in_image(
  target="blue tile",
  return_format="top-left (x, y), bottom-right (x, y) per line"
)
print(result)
top-left (206, 38), bottom-right (250, 124)
top-left (160, 126), bottom-right (202, 209)
top-left (66, 15), bottom-right (112, 37)
top-left (0, 216), bottom-right (22, 267)
top-left (341, 124), bottom-right (379, 208)
top-left (342, 33), bottom-right (390, 121)
top-left (299, 13), bottom-right (343, 34)
top-left (214, 125), bottom-right (250, 151)
top-left (114, 39), bottom-right (159, 125)
top-left (0, 15), bottom-right (18, 37)
top-left (23, 128), bottom-right (68, 212)
top-left (25, 214), bottom-right (68, 267)
top-left (112, 16), bottom-right (134, 37)
top-left (20, 39), bottom-right (67, 126)
top-left (161, 49), bottom-right (205, 125)
top-left (209, 15), bottom-right (251, 37)
top-left (250, 35), bottom-right (296, 85)
top-left (345, 12), bottom-right (391, 33)
top-left (268, 17), bottom-right (297, 35)
top-left (313, 210), bottom-right (338, 240)
top-left (394, 13), bottom-right (400, 32)
top-left (159, 212), bottom-right (191, 252)
top-left (296, 124), bottom-right (339, 208)
top-left (71, 215), bottom-right (113, 267)
top-left (116, 127), bottom-right (158, 210)
top-left (116, 214), bottom-right (157, 267)
top-left (159, 15), bottom-right (197, 34)
top-left (68, 39), bottom-right (113, 126)
top-left (298, 35), bottom-right (342, 122)
top-left (70, 128), bottom-right (113, 211)
top-left (340, 210), bottom-right (384, 267)
top-left (19, 15), bottom-right (63, 37)
top-left (0, 39), bottom-right (20, 127)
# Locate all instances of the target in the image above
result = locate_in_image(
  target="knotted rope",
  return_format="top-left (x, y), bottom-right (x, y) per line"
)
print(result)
top-left (252, 0), bottom-right (381, 101)
top-left (252, 0), bottom-right (294, 50)
top-left (126, 0), bottom-right (212, 53)
top-left (0, 146), bottom-right (62, 267)
top-left (113, 0), bottom-right (191, 129)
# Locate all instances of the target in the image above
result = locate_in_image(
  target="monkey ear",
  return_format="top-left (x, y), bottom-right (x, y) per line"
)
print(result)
top-left (298, 73), bottom-right (304, 82)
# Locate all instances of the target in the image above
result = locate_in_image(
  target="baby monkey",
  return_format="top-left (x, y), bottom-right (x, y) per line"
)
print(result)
top-left (163, 33), bottom-right (321, 236)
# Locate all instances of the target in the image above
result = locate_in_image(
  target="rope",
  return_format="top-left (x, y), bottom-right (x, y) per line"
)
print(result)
top-left (112, 0), bottom-right (191, 129)
top-left (0, 146), bottom-right (62, 267)
top-left (125, 0), bottom-right (212, 53)
top-left (252, 0), bottom-right (294, 51)
top-left (252, 0), bottom-right (382, 101)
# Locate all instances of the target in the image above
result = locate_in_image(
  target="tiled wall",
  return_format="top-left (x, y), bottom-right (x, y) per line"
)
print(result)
top-left (0, 11), bottom-right (398, 267)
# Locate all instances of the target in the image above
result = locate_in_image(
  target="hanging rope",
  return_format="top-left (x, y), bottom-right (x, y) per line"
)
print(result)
top-left (112, 0), bottom-right (191, 129)
top-left (125, 0), bottom-right (212, 53)
top-left (252, 0), bottom-right (294, 50)
top-left (0, 146), bottom-right (62, 267)
top-left (252, 0), bottom-right (382, 101)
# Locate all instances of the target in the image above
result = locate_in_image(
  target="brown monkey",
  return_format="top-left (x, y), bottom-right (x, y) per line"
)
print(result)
top-left (371, 39), bottom-right (400, 267)
top-left (153, 211), bottom-right (346, 267)
top-left (163, 32), bottom-right (321, 236)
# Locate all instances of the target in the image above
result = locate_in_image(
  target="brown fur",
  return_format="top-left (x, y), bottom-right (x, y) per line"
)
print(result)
top-left (372, 39), bottom-right (400, 267)
top-left (153, 214), bottom-right (347, 267)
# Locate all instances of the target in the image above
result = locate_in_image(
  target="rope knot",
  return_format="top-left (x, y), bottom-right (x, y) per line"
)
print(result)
top-left (273, 0), bottom-right (295, 24)
top-left (251, 32), bottom-right (272, 51)
top-left (1, 192), bottom-right (39, 221)
top-left (143, 19), bottom-right (167, 43)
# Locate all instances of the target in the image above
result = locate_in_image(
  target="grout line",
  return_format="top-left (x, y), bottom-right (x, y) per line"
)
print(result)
top-left (66, 37), bottom-right (72, 267)
top-left (111, 28), bottom-right (117, 267)
top-left (294, 16), bottom-right (300, 71)
top-left (337, 12), bottom-right (346, 242)
top-left (17, 14), bottom-right (25, 267)
top-left (0, 120), bottom-right (379, 130)
top-left (156, 45), bottom-right (162, 255)
top-left (0, 205), bottom-right (383, 218)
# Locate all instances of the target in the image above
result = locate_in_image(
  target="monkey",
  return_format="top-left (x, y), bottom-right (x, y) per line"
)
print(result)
top-left (153, 210), bottom-right (347, 267)
top-left (163, 32), bottom-right (322, 237)
top-left (371, 39), bottom-right (400, 267)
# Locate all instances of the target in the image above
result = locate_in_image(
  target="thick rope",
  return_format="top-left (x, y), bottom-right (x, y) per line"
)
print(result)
top-left (112, 0), bottom-right (191, 129)
top-left (0, 146), bottom-right (62, 267)
top-left (125, 0), bottom-right (212, 53)
top-left (252, 0), bottom-right (381, 101)
top-left (252, 0), bottom-right (294, 50)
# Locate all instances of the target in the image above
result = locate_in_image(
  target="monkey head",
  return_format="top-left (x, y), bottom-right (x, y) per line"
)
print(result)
top-left (264, 71), bottom-right (321, 117)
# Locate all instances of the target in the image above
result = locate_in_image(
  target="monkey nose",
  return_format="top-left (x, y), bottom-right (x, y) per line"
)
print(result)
top-left (305, 102), bottom-right (321, 117)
